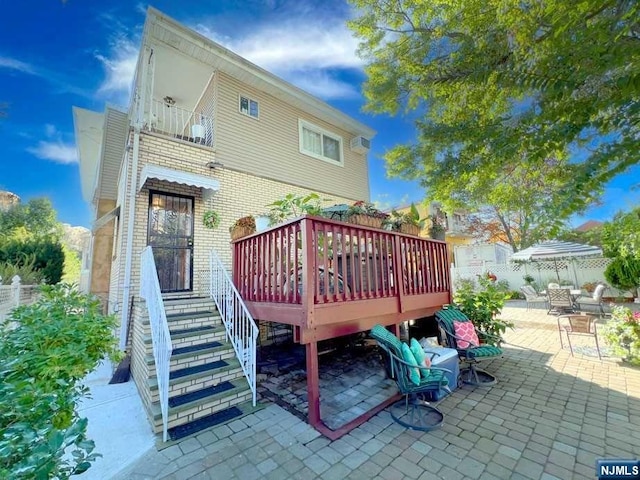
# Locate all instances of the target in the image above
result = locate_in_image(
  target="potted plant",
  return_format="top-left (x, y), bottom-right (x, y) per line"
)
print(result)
top-left (389, 203), bottom-right (425, 236)
top-left (603, 305), bottom-right (640, 365)
top-left (267, 193), bottom-right (325, 226)
top-left (346, 201), bottom-right (388, 228)
top-left (229, 215), bottom-right (256, 241)
top-left (428, 214), bottom-right (446, 240)
top-left (203, 210), bottom-right (221, 230)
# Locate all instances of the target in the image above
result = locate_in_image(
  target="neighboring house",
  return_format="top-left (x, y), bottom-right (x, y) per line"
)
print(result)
top-left (394, 202), bottom-right (474, 263)
top-left (74, 8), bottom-right (451, 442)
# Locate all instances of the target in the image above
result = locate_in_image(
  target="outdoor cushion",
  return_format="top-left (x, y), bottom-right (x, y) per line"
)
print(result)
top-left (401, 342), bottom-right (421, 386)
top-left (453, 321), bottom-right (479, 349)
top-left (410, 337), bottom-right (431, 378)
top-left (467, 345), bottom-right (502, 358)
top-left (370, 325), bottom-right (403, 358)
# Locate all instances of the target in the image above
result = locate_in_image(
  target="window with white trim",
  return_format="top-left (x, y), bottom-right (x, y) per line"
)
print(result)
top-left (239, 95), bottom-right (259, 119)
top-left (298, 119), bottom-right (343, 165)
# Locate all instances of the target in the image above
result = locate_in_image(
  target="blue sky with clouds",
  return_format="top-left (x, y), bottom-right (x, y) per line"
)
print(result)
top-left (0, 0), bottom-right (637, 228)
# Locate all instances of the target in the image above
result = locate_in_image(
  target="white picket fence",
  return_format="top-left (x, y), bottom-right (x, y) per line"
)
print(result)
top-left (0, 275), bottom-right (40, 322)
top-left (450, 257), bottom-right (631, 296)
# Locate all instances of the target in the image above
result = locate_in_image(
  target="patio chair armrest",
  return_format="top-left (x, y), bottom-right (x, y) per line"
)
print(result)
top-left (474, 329), bottom-right (501, 342)
top-left (426, 352), bottom-right (441, 361)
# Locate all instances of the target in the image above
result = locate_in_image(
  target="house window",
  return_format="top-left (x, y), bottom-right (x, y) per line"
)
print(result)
top-left (298, 119), bottom-right (343, 165)
top-left (239, 95), bottom-right (259, 119)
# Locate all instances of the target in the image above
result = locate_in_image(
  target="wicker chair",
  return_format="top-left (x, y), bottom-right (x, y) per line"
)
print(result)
top-left (435, 307), bottom-right (502, 386)
top-left (370, 325), bottom-right (451, 431)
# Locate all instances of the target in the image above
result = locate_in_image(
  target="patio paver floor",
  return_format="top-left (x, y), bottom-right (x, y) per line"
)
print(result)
top-left (113, 305), bottom-right (640, 480)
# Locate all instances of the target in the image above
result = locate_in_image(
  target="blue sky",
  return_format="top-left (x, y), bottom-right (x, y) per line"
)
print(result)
top-left (0, 0), bottom-right (637, 228)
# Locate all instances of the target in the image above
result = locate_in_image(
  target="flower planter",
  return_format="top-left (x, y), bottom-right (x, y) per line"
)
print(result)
top-left (230, 225), bottom-right (255, 241)
top-left (400, 224), bottom-right (420, 236)
top-left (347, 214), bottom-right (384, 229)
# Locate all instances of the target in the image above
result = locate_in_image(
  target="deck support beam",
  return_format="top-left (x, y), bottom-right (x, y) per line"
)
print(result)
top-left (306, 341), bottom-right (321, 427)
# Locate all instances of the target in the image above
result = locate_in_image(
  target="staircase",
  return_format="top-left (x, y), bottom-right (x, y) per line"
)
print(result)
top-left (133, 295), bottom-right (255, 442)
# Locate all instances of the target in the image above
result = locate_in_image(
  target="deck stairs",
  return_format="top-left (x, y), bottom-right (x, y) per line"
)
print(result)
top-left (138, 294), bottom-right (255, 442)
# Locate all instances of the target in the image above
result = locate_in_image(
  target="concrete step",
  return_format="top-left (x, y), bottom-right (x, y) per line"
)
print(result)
top-left (143, 325), bottom-right (227, 350)
top-left (150, 378), bottom-right (252, 431)
top-left (148, 358), bottom-right (244, 402)
top-left (145, 340), bottom-right (235, 372)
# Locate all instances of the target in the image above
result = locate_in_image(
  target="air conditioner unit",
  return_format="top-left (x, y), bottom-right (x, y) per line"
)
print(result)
top-left (350, 136), bottom-right (371, 153)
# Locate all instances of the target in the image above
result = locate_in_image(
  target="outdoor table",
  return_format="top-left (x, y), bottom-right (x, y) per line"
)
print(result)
top-left (422, 346), bottom-right (460, 400)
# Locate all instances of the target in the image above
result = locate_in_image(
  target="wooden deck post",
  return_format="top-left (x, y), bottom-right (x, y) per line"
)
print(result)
top-left (306, 340), bottom-right (320, 427)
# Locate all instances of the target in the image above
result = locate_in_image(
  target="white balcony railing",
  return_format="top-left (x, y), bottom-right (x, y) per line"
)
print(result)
top-left (144, 98), bottom-right (214, 147)
top-left (140, 246), bottom-right (173, 442)
top-left (209, 249), bottom-right (258, 407)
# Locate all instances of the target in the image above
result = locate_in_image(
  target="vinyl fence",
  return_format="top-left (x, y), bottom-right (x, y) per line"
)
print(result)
top-left (450, 257), bottom-right (631, 297)
top-left (0, 276), bottom-right (40, 323)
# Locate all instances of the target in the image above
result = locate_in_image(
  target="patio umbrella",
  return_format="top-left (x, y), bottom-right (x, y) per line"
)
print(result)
top-left (511, 240), bottom-right (603, 283)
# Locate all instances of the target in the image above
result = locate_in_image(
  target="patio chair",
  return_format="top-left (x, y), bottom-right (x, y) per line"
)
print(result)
top-left (575, 284), bottom-right (606, 316)
top-left (547, 288), bottom-right (576, 315)
top-left (435, 307), bottom-right (502, 386)
top-left (370, 324), bottom-right (451, 431)
top-left (557, 313), bottom-right (602, 360)
top-left (520, 285), bottom-right (548, 310)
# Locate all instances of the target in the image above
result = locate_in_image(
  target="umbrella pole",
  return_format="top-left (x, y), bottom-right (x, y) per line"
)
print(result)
top-left (554, 259), bottom-right (560, 281)
top-left (571, 259), bottom-right (579, 287)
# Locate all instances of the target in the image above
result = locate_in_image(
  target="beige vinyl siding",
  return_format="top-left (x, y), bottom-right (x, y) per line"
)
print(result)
top-left (213, 72), bottom-right (369, 202)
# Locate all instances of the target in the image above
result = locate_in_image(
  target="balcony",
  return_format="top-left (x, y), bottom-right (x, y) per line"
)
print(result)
top-left (143, 98), bottom-right (214, 147)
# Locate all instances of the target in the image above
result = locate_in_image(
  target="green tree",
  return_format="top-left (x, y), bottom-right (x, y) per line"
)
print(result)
top-left (348, 0), bottom-right (639, 226)
top-left (0, 198), bottom-right (62, 241)
top-left (601, 208), bottom-right (640, 295)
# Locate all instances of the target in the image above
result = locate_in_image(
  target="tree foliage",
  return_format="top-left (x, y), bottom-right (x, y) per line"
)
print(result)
top-left (348, 0), bottom-right (640, 228)
top-left (601, 207), bottom-right (640, 259)
top-left (0, 198), bottom-right (62, 242)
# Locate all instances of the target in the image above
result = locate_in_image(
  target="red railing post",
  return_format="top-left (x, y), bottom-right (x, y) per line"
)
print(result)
top-left (300, 217), bottom-right (315, 329)
top-left (393, 236), bottom-right (406, 313)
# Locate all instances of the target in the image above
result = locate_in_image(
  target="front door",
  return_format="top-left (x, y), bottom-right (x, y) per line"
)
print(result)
top-left (148, 191), bottom-right (194, 292)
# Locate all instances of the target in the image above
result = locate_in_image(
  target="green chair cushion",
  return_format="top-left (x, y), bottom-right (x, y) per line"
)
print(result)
top-left (410, 338), bottom-right (431, 378)
top-left (370, 325), bottom-right (403, 357)
top-left (401, 342), bottom-right (421, 386)
top-left (467, 345), bottom-right (502, 358)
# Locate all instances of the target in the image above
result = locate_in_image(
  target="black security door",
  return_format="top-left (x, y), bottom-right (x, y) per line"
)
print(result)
top-left (148, 191), bottom-right (194, 292)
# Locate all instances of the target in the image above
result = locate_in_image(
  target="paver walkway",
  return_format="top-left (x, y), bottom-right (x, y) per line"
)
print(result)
top-left (114, 306), bottom-right (640, 480)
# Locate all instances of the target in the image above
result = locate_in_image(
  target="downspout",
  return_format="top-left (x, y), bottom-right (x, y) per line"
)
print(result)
top-left (119, 45), bottom-right (152, 351)
top-left (119, 131), bottom-right (140, 350)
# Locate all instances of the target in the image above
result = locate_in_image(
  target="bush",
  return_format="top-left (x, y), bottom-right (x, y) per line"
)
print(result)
top-left (0, 284), bottom-right (120, 479)
top-left (453, 276), bottom-right (514, 345)
top-left (602, 305), bottom-right (640, 365)
top-left (0, 239), bottom-right (64, 284)
top-left (604, 257), bottom-right (640, 294)
top-left (0, 254), bottom-right (44, 285)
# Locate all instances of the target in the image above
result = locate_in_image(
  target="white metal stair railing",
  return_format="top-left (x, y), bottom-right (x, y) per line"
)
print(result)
top-left (209, 249), bottom-right (259, 406)
top-left (140, 246), bottom-right (173, 442)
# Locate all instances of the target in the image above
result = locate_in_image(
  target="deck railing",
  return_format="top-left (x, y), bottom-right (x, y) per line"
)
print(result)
top-left (209, 249), bottom-right (258, 406)
top-left (140, 246), bottom-right (173, 442)
top-left (0, 275), bottom-right (40, 323)
top-left (232, 215), bottom-right (450, 307)
top-left (144, 98), bottom-right (214, 147)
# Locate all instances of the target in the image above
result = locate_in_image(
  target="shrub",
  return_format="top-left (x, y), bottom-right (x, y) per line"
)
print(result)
top-left (0, 254), bottom-right (44, 285)
top-left (453, 276), bottom-right (514, 345)
top-left (604, 257), bottom-right (640, 294)
top-left (602, 305), bottom-right (640, 365)
top-left (0, 284), bottom-right (120, 479)
top-left (0, 239), bottom-right (64, 284)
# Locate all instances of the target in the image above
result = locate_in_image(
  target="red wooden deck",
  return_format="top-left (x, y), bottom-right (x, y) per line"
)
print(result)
top-left (232, 215), bottom-right (452, 438)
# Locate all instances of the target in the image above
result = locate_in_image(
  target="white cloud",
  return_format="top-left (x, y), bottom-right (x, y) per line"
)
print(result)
top-left (289, 70), bottom-right (359, 99)
top-left (45, 124), bottom-right (57, 137)
top-left (95, 35), bottom-right (139, 104)
top-left (27, 141), bottom-right (78, 165)
top-left (0, 56), bottom-right (36, 74)
top-left (193, 12), bottom-right (363, 100)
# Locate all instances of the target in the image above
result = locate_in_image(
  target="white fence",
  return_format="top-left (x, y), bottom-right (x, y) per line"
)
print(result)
top-left (450, 257), bottom-right (630, 296)
top-left (0, 275), bottom-right (40, 322)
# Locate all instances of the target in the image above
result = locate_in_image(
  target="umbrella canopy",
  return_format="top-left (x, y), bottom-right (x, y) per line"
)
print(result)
top-left (511, 240), bottom-right (602, 261)
top-left (511, 240), bottom-right (603, 283)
